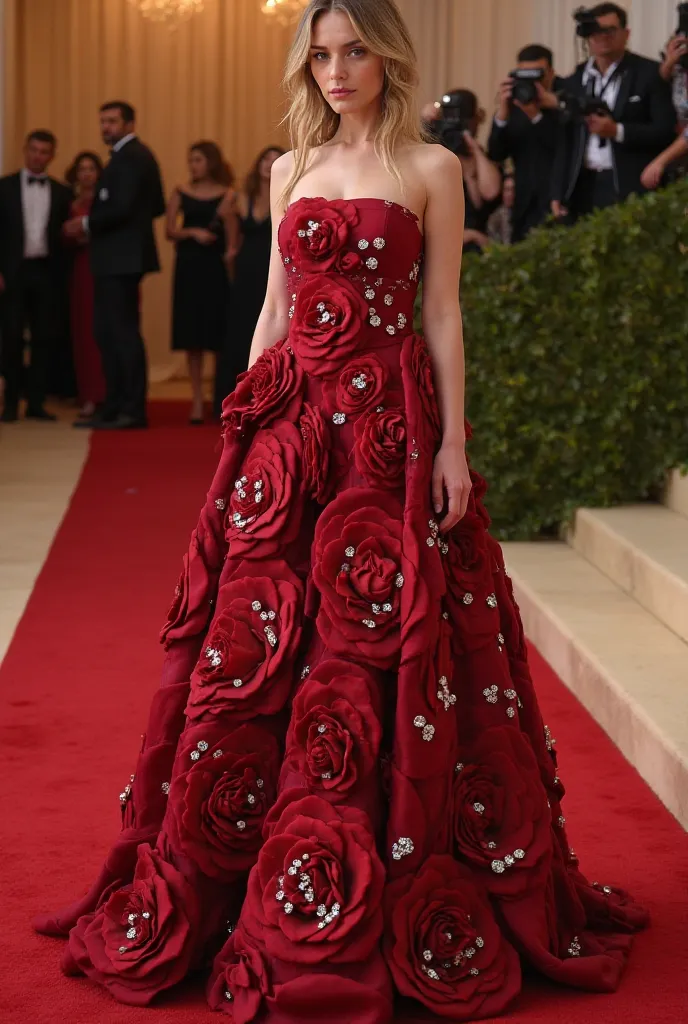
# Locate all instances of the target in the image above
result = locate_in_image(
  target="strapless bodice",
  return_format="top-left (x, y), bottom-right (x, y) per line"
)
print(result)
top-left (278, 197), bottom-right (423, 376)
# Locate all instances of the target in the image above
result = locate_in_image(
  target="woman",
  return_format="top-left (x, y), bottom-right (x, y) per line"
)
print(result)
top-left (167, 141), bottom-right (238, 423)
top-left (35, 1), bottom-right (647, 1019)
top-left (214, 145), bottom-right (285, 417)
top-left (642, 127), bottom-right (688, 189)
top-left (64, 151), bottom-right (106, 420)
top-left (487, 173), bottom-right (515, 244)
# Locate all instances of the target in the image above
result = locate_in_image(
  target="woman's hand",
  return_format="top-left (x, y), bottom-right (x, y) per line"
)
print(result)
top-left (432, 439), bottom-right (472, 532)
top-left (661, 35), bottom-right (687, 80)
top-left (641, 157), bottom-right (666, 190)
top-left (190, 227), bottom-right (217, 245)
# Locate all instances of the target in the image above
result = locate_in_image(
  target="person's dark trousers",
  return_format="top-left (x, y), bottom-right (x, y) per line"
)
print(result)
top-left (569, 169), bottom-right (619, 221)
top-left (512, 201), bottom-right (550, 244)
top-left (0, 258), bottom-right (60, 414)
top-left (93, 274), bottom-right (147, 422)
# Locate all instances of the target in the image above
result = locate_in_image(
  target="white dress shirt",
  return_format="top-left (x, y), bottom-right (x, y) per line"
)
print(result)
top-left (20, 167), bottom-right (51, 259)
top-left (582, 58), bottom-right (625, 171)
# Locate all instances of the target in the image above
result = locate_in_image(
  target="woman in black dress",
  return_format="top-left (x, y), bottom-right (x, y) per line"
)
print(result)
top-left (213, 146), bottom-right (284, 416)
top-left (166, 141), bottom-right (238, 423)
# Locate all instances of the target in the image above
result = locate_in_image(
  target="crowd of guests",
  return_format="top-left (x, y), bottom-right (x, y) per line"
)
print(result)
top-left (0, 100), bottom-right (281, 427)
top-left (424, 3), bottom-right (687, 253)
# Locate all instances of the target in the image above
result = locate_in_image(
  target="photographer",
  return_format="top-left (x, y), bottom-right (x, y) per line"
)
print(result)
top-left (425, 89), bottom-right (502, 253)
top-left (660, 12), bottom-right (688, 130)
top-left (552, 3), bottom-right (676, 222)
top-left (488, 45), bottom-right (562, 241)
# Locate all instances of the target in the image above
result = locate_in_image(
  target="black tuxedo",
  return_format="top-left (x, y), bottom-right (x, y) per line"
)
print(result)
top-left (88, 136), bottom-right (165, 423)
top-left (552, 52), bottom-right (676, 217)
top-left (488, 107), bottom-right (560, 242)
top-left (0, 171), bottom-right (71, 413)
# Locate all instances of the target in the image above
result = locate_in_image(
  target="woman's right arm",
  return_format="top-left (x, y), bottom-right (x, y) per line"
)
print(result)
top-left (246, 153), bottom-right (293, 368)
top-left (165, 188), bottom-right (195, 242)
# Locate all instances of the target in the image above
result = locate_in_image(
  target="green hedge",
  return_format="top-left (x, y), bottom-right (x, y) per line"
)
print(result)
top-left (416, 180), bottom-right (688, 539)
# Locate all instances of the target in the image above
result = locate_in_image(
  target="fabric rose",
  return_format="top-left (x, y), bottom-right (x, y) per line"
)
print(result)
top-left (312, 488), bottom-right (404, 668)
top-left (444, 516), bottom-right (499, 654)
top-left (63, 844), bottom-right (199, 1006)
top-left (284, 658), bottom-right (383, 797)
top-left (242, 795), bottom-right (384, 965)
top-left (408, 333), bottom-right (441, 440)
top-left (290, 274), bottom-right (368, 378)
top-left (452, 727), bottom-right (552, 898)
top-left (322, 354), bottom-right (389, 418)
top-left (160, 538), bottom-right (216, 650)
top-left (221, 342), bottom-right (304, 437)
top-left (166, 723), bottom-right (280, 879)
top-left (207, 926), bottom-right (271, 1019)
top-left (283, 198), bottom-right (361, 274)
top-left (299, 402), bottom-right (342, 504)
top-left (187, 560), bottom-right (303, 721)
top-left (385, 855), bottom-right (520, 1020)
top-left (225, 421), bottom-right (304, 559)
top-left (353, 405), bottom-right (407, 491)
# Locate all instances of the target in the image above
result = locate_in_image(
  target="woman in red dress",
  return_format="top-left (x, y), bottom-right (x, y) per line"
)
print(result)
top-left (64, 151), bottom-right (106, 420)
top-left (36, 1), bottom-right (648, 1019)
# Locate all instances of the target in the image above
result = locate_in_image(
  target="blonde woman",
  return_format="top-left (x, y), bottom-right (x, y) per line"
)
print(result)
top-left (36, 1), bottom-right (647, 1018)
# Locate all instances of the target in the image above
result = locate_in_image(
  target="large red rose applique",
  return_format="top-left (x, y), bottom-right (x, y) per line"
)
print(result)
top-left (322, 354), bottom-right (389, 418)
top-left (64, 844), bottom-right (199, 1006)
top-left (242, 795), bottom-right (384, 965)
top-left (384, 855), bottom-right (520, 1020)
top-left (207, 926), bottom-right (272, 1019)
top-left (283, 198), bottom-right (361, 274)
top-left (452, 727), bottom-right (552, 898)
top-left (283, 658), bottom-right (383, 798)
top-left (290, 274), bottom-right (368, 378)
top-left (160, 537), bottom-right (215, 650)
top-left (186, 560), bottom-right (303, 722)
top-left (221, 342), bottom-right (304, 438)
top-left (225, 421), bottom-right (304, 559)
top-left (299, 402), bottom-right (344, 504)
top-left (166, 723), bottom-right (280, 879)
top-left (353, 406), bottom-right (407, 491)
top-left (444, 514), bottom-right (500, 654)
top-left (406, 333), bottom-right (441, 441)
top-left (312, 488), bottom-right (404, 668)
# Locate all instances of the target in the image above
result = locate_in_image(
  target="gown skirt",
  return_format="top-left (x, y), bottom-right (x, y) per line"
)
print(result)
top-left (34, 197), bottom-right (648, 1022)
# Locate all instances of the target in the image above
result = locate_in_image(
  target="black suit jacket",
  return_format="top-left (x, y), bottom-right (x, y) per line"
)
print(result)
top-left (552, 51), bottom-right (676, 204)
top-left (89, 137), bottom-right (166, 277)
top-left (488, 108), bottom-right (560, 236)
top-left (0, 172), bottom-right (71, 285)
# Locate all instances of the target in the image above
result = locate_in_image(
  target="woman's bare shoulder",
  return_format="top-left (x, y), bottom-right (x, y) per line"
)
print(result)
top-left (407, 141), bottom-right (462, 179)
top-left (271, 150), bottom-right (295, 182)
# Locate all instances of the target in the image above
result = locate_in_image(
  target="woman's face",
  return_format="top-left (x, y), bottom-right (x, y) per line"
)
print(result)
top-left (259, 149), bottom-right (281, 181)
top-left (189, 148), bottom-right (209, 181)
top-left (309, 11), bottom-right (385, 117)
top-left (77, 157), bottom-right (99, 190)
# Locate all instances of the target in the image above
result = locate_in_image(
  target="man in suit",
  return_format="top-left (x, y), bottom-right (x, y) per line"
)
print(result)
top-left (551, 3), bottom-right (676, 224)
top-left (66, 101), bottom-right (165, 429)
top-left (488, 46), bottom-right (563, 243)
top-left (0, 130), bottom-right (71, 422)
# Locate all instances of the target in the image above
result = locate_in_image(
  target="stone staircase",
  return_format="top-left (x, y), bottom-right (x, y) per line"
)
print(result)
top-left (502, 469), bottom-right (688, 829)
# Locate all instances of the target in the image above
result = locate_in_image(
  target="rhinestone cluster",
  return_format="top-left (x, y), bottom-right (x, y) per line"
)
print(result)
top-left (437, 675), bottom-right (457, 711)
top-left (413, 714), bottom-right (435, 742)
top-left (392, 837), bottom-right (414, 860)
top-left (490, 847), bottom-right (526, 874)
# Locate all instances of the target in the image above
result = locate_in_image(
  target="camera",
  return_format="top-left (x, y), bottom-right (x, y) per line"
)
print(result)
top-left (509, 67), bottom-right (545, 106)
top-left (433, 91), bottom-right (471, 156)
top-left (677, 2), bottom-right (688, 70)
top-left (557, 91), bottom-right (613, 123)
top-left (573, 6), bottom-right (606, 38)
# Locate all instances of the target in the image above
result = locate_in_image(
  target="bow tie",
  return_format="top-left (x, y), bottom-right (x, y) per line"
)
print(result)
top-left (27, 176), bottom-right (48, 186)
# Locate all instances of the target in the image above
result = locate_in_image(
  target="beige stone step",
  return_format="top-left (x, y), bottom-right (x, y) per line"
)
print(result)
top-left (568, 505), bottom-right (688, 645)
top-left (665, 469), bottom-right (688, 520)
top-left (502, 540), bottom-right (688, 829)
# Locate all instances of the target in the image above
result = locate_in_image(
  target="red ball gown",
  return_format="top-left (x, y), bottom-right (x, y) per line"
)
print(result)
top-left (34, 197), bottom-right (648, 1020)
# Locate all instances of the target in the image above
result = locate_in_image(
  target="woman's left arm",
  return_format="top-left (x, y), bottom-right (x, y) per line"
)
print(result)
top-left (219, 188), bottom-right (241, 262)
top-left (421, 145), bottom-right (472, 533)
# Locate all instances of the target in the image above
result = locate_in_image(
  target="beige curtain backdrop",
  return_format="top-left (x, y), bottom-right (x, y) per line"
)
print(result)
top-left (2, 0), bottom-right (294, 377)
top-left (2, 0), bottom-right (679, 374)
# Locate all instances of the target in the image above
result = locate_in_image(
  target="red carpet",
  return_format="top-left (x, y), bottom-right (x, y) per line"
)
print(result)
top-left (1, 402), bottom-right (686, 1024)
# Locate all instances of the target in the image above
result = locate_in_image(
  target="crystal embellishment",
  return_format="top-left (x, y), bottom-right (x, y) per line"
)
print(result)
top-left (366, 257), bottom-right (378, 270)
top-left (373, 237), bottom-right (385, 249)
top-left (332, 412), bottom-right (346, 425)
top-left (392, 836), bottom-right (414, 860)
top-left (358, 239), bottom-right (369, 250)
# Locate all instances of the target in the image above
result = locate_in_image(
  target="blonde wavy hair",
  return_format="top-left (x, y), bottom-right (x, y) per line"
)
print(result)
top-left (281, 0), bottom-right (426, 204)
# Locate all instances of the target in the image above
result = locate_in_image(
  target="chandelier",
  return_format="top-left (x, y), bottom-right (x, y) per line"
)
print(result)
top-left (261, 0), bottom-right (310, 26)
top-left (128, 0), bottom-right (204, 26)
